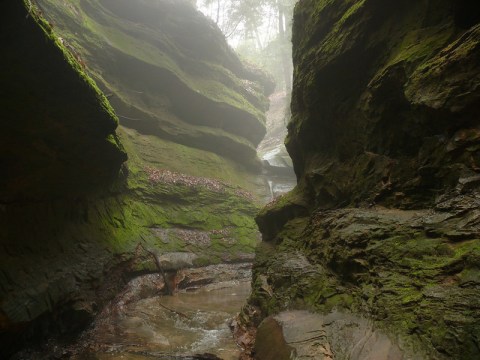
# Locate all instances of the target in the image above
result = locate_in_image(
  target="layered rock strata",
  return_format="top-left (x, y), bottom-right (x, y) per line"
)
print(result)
top-left (0, 0), bottom-right (272, 356)
top-left (252, 0), bottom-right (480, 358)
top-left (37, 0), bottom-right (273, 168)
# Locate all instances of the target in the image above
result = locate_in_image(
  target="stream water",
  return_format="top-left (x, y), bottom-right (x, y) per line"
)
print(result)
top-left (68, 265), bottom-right (252, 360)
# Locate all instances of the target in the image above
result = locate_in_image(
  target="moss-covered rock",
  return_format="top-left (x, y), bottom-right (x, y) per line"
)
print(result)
top-left (252, 193), bottom-right (480, 358)
top-left (285, 0), bottom-right (480, 210)
top-left (0, 0), bottom-right (127, 202)
top-left (0, 0), bottom-right (270, 356)
top-left (36, 0), bottom-right (273, 168)
top-left (0, 0), bottom-right (127, 354)
top-left (252, 0), bottom-right (480, 358)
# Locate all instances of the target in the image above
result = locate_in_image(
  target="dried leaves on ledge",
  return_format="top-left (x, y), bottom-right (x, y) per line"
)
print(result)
top-left (145, 167), bottom-right (254, 200)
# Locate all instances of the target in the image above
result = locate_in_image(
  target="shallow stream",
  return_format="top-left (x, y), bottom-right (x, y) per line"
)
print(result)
top-left (71, 264), bottom-right (251, 360)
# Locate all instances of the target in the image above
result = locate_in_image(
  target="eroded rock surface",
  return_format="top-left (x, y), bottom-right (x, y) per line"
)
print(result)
top-left (253, 192), bottom-right (480, 358)
top-left (284, 0), bottom-right (480, 210)
top-left (251, 0), bottom-right (480, 359)
top-left (0, 0), bottom-right (270, 356)
top-left (255, 310), bottom-right (407, 360)
top-left (37, 0), bottom-right (273, 168)
top-left (0, 0), bottom-right (126, 202)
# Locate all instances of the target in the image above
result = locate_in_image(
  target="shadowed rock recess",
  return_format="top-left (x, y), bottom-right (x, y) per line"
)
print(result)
top-left (251, 0), bottom-right (480, 359)
top-left (0, 0), bottom-right (272, 357)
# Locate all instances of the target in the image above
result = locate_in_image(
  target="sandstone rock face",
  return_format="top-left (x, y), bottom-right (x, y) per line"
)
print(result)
top-left (37, 0), bottom-right (273, 168)
top-left (255, 311), bottom-right (406, 360)
top-left (253, 198), bottom-right (480, 358)
top-left (0, 1), bottom-right (127, 354)
top-left (0, 0), bottom-right (126, 202)
top-left (0, 0), bottom-right (270, 356)
top-left (287, 0), bottom-right (480, 209)
top-left (252, 0), bottom-right (480, 359)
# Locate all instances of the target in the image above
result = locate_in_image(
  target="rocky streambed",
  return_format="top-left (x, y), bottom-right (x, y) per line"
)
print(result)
top-left (12, 263), bottom-right (253, 360)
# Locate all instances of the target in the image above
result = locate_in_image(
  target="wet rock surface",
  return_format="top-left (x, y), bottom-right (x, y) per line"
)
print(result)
top-left (250, 1), bottom-right (480, 359)
top-left (12, 263), bottom-right (252, 360)
top-left (256, 310), bottom-right (406, 360)
top-left (282, 0), bottom-right (480, 210)
top-left (251, 190), bottom-right (480, 359)
top-left (1, 0), bottom-right (267, 356)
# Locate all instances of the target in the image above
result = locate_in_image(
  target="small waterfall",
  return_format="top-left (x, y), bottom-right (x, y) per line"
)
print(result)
top-left (267, 180), bottom-right (274, 200)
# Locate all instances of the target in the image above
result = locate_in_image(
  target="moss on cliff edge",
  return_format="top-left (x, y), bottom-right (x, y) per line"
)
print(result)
top-left (111, 125), bottom-right (262, 263)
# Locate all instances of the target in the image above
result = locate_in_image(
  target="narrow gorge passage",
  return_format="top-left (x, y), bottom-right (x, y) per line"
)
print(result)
top-left (1, 1), bottom-right (296, 358)
top-left (10, 83), bottom-right (295, 359)
top-left (2, 0), bottom-right (480, 359)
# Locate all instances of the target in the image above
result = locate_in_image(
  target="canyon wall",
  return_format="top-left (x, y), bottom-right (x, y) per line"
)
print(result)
top-left (0, 0), bottom-right (272, 356)
top-left (252, 0), bottom-right (480, 358)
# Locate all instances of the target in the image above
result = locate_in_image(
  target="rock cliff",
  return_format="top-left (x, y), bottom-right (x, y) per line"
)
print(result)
top-left (38, 0), bottom-right (273, 168)
top-left (0, 0), bottom-right (271, 356)
top-left (252, 0), bottom-right (480, 358)
top-left (0, 0), bottom-right (127, 203)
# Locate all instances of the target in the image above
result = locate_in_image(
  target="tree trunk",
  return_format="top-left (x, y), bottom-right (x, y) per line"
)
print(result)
top-left (254, 28), bottom-right (263, 49)
top-left (277, 1), bottom-right (292, 91)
